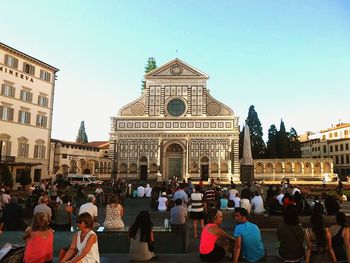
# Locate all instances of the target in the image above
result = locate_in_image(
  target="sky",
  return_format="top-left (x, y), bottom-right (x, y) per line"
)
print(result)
top-left (1, 0), bottom-right (349, 141)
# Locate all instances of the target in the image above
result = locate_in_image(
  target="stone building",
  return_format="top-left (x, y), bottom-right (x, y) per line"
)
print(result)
top-left (110, 59), bottom-right (240, 182)
top-left (300, 123), bottom-right (350, 180)
top-left (50, 139), bottom-right (111, 179)
top-left (0, 42), bottom-right (59, 184)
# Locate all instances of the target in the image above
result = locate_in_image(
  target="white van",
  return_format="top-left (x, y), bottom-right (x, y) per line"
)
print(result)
top-left (66, 174), bottom-right (103, 186)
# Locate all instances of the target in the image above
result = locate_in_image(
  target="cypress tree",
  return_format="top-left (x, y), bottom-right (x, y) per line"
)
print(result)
top-left (266, 124), bottom-right (278, 158)
top-left (277, 119), bottom-right (289, 158)
top-left (288, 127), bottom-right (301, 157)
top-left (141, 57), bottom-right (157, 92)
top-left (246, 105), bottom-right (266, 159)
top-left (76, 121), bottom-right (88, 144)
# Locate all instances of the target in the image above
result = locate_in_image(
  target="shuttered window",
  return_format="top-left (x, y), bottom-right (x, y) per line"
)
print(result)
top-left (1, 84), bottom-right (16, 97)
top-left (36, 115), bottom-right (47, 128)
top-left (38, 95), bottom-right (49, 107)
top-left (34, 144), bottom-right (46, 159)
top-left (1, 141), bottom-right (12, 156)
top-left (4, 54), bottom-right (19, 69)
top-left (40, 70), bottom-right (51, 82)
top-left (23, 63), bottom-right (35, 75)
top-left (18, 110), bottom-right (31, 124)
top-left (18, 142), bottom-right (29, 158)
top-left (20, 90), bottom-right (33, 102)
top-left (0, 106), bottom-right (14, 121)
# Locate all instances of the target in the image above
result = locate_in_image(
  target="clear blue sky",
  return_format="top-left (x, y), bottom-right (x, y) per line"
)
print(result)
top-left (1, 1), bottom-right (349, 141)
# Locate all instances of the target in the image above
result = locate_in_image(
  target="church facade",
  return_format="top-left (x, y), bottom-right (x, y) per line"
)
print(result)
top-left (110, 59), bottom-right (240, 182)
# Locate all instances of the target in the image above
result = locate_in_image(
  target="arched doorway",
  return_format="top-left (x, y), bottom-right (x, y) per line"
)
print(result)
top-left (200, 156), bottom-right (209, 181)
top-left (166, 143), bottom-right (184, 180)
top-left (139, 156), bottom-right (148, 181)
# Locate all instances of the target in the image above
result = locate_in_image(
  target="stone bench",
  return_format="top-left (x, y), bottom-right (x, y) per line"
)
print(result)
top-left (96, 226), bottom-right (189, 254)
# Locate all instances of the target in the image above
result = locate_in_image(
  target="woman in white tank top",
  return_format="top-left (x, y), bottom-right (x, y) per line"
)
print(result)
top-left (60, 212), bottom-right (100, 263)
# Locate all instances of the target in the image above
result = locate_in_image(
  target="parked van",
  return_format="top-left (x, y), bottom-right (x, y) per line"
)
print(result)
top-left (67, 174), bottom-right (103, 186)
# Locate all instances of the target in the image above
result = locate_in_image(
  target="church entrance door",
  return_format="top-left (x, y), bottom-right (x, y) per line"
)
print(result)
top-left (201, 165), bottom-right (209, 181)
top-left (139, 156), bottom-right (148, 181)
top-left (165, 143), bottom-right (184, 180)
top-left (168, 158), bottom-right (182, 180)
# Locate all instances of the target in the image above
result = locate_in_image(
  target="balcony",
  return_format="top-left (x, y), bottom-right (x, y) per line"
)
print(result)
top-left (0, 155), bottom-right (16, 163)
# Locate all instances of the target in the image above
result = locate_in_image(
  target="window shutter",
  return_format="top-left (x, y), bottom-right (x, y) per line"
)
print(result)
top-left (6, 141), bottom-right (11, 156)
top-left (36, 115), bottom-right (39, 126)
top-left (25, 144), bottom-right (29, 158)
top-left (18, 110), bottom-right (22, 122)
top-left (30, 65), bottom-right (35, 75)
top-left (27, 112), bottom-right (31, 124)
top-left (14, 58), bottom-right (18, 69)
top-left (44, 116), bottom-right (48, 127)
top-left (11, 86), bottom-right (15, 97)
top-left (0, 106), bottom-right (3, 120)
top-left (29, 92), bottom-right (33, 102)
top-left (20, 90), bottom-right (24, 100)
top-left (9, 108), bottom-right (14, 121)
top-left (34, 145), bottom-right (38, 158)
top-left (4, 54), bottom-right (9, 65)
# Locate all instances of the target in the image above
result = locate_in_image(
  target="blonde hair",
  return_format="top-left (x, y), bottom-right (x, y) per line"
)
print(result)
top-left (32, 212), bottom-right (50, 231)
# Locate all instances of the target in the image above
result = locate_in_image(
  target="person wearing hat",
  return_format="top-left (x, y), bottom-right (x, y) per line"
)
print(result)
top-left (158, 192), bottom-right (168, 211)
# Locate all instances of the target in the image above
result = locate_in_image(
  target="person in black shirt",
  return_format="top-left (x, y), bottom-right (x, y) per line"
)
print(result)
top-left (2, 196), bottom-right (26, 231)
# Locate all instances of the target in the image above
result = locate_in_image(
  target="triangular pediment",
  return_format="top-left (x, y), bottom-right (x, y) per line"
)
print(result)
top-left (145, 58), bottom-right (209, 79)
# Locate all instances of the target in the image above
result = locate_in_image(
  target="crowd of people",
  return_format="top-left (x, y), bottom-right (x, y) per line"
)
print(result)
top-left (1, 178), bottom-right (350, 263)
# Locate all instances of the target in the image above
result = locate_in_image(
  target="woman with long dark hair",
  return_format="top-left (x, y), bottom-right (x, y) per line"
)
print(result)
top-left (305, 213), bottom-right (337, 263)
top-left (330, 212), bottom-right (350, 262)
top-left (129, 211), bottom-right (155, 261)
top-left (276, 206), bottom-right (305, 261)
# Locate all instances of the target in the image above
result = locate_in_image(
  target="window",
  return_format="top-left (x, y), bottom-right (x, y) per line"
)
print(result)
top-left (34, 169), bottom-right (41, 182)
top-left (38, 95), bottom-right (49, 107)
top-left (191, 86), bottom-right (203, 116)
top-left (18, 110), bottom-right (31, 124)
top-left (322, 135), bottom-right (326, 141)
top-left (62, 154), bottom-right (67, 159)
top-left (15, 169), bottom-right (25, 182)
top-left (1, 84), bottom-right (15, 97)
top-left (20, 90), bottom-right (33, 102)
top-left (34, 143), bottom-right (46, 159)
top-left (334, 132), bottom-right (338, 137)
top-left (340, 144), bottom-right (344, 151)
top-left (17, 137), bottom-right (29, 158)
top-left (23, 63), bottom-right (35, 75)
top-left (346, 144), bottom-right (349, 151)
top-left (323, 145), bottom-right (327, 153)
top-left (4, 54), bottom-right (18, 68)
top-left (39, 70), bottom-right (51, 81)
top-left (330, 145), bottom-right (333, 152)
top-left (0, 105), bottom-right (14, 121)
top-left (167, 98), bottom-right (186, 117)
top-left (340, 155), bottom-right (344, 164)
top-left (345, 130), bottom-right (349, 137)
top-left (335, 155), bottom-right (339, 164)
top-left (0, 137), bottom-right (12, 156)
top-left (330, 133), bottom-right (333, 139)
top-left (346, 155), bottom-right (350, 164)
top-left (36, 115), bottom-right (47, 128)
top-left (335, 145), bottom-right (339, 151)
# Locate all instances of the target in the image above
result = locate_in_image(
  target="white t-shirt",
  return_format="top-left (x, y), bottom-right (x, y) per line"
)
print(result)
top-left (251, 195), bottom-right (265, 213)
top-left (277, 193), bottom-right (284, 205)
top-left (233, 196), bottom-right (241, 208)
top-left (2, 194), bottom-right (11, 204)
top-left (79, 202), bottom-right (98, 218)
top-left (240, 198), bottom-right (251, 214)
top-left (137, 186), bottom-right (145, 198)
top-left (291, 188), bottom-right (301, 196)
top-left (158, 197), bottom-right (168, 211)
top-left (228, 189), bottom-right (238, 200)
top-left (144, 187), bottom-right (152, 198)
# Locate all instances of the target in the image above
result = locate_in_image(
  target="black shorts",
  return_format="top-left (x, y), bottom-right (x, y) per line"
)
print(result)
top-left (190, 211), bottom-right (205, 220)
top-left (200, 244), bottom-right (225, 262)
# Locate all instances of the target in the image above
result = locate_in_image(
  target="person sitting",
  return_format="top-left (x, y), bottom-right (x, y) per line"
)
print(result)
top-left (199, 208), bottom-right (234, 262)
top-left (144, 184), bottom-right (152, 198)
top-left (228, 184), bottom-right (238, 201)
top-left (79, 194), bottom-right (99, 228)
top-left (325, 194), bottom-right (340, 215)
top-left (23, 212), bottom-right (53, 263)
top-left (60, 212), bottom-right (100, 263)
top-left (251, 192), bottom-right (265, 215)
top-left (219, 193), bottom-right (229, 211)
top-left (330, 212), bottom-right (350, 262)
top-left (103, 195), bottom-right (124, 229)
top-left (240, 191), bottom-right (251, 214)
top-left (129, 211), bottom-right (156, 261)
top-left (52, 195), bottom-right (72, 231)
top-left (294, 191), bottom-right (311, 215)
top-left (233, 208), bottom-right (265, 263)
top-left (2, 196), bottom-right (26, 231)
top-left (305, 213), bottom-right (337, 263)
top-left (311, 196), bottom-right (325, 215)
top-left (276, 206), bottom-right (305, 262)
top-left (170, 199), bottom-right (187, 232)
top-left (232, 193), bottom-right (241, 209)
top-left (157, 192), bottom-right (168, 212)
top-left (276, 190), bottom-right (285, 206)
top-left (34, 196), bottom-right (52, 222)
top-left (137, 184), bottom-right (145, 198)
top-left (282, 193), bottom-right (295, 207)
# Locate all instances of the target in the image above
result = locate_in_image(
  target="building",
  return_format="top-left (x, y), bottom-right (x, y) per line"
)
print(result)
top-left (110, 59), bottom-right (240, 182)
top-left (0, 42), bottom-right (59, 184)
top-left (300, 123), bottom-right (350, 180)
top-left (50, 139), bottom-right (111, 179)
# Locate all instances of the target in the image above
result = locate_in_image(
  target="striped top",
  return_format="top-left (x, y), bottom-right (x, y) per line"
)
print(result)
top-left (205, 189), bottom-right (215, 201)
top-left (191, 192), bottom-right (204, 212)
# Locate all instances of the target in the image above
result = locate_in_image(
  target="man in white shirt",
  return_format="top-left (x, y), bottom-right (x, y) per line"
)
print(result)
top-left (276, 191), bottom-right (285, 205)
top-left (251, 192), bottom-right (265, 214)
top-left (144, 184), bottom-right (152, 198)
top-left (95, 186), bottom-right (104, 205)
top-left (34, 196), bottom-right (52, 222)
top-left (233, 193), bottom-right (241, 208)
top-left (137, 185), bottom-right (145, 198)
top-left (172, 184), bottom-right (189, 208)
top-left (79, 194), bottom-right (98, 223)
top-left (228, 184), bottom-right (239, 201)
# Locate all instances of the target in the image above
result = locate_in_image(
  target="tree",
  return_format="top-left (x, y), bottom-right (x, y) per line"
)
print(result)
top-left (266, 125), bottom-right (278, 158)
top-left (246, 105), bottom-right (266, 159)
top-left (19, 167), bottom-right (32, 187)
top-left (76, 121), bottom-right (88, 144)
top-left (141, 57), bottom-right (157, 92)
top-left (288, 127), bottom-right (301, 157)
top-left (0, 164), bottom-right (13, 187)
top-left (277, 119), bottom-right (289, 158)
